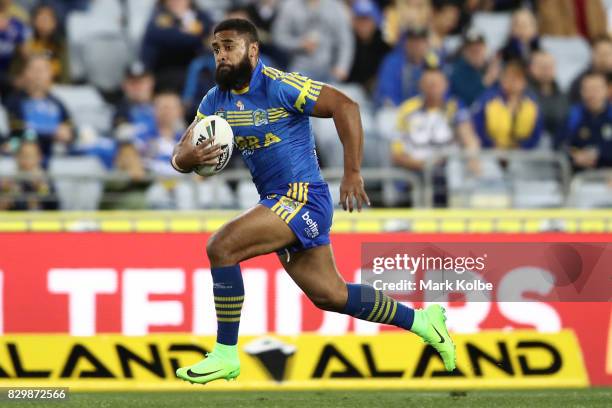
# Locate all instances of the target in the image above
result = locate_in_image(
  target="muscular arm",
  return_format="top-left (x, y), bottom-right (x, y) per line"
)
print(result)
top-left (311, 85), bottom-right (370, 211)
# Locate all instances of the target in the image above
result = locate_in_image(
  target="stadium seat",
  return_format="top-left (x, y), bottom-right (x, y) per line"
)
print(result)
top-left (569, 171), bottom-right (612, 208)
top-left (0, 157), bottom-right (17, 176)
top-left (541, 36), bottom-right (591, 91)
top-left (312, 84), bottom-right (380, 168)
top-left (471, 12), bottom-right (512, 56)
top-left (197, 179), bottom-right (236, 209)
top-left (67, 4), bottom-right (130, 92)
top-left (48, 156), bottom-right (107, 210)
top-left (508, 160), bottom-right (565, 208)
top-left (194, 0), bottom-right (232, 22)
top-left (0, 104), bottom-right (9, 138)
top-left (446, 157), bottom-right (510, 208)
top-left (81, 35), bottom-right (131, 93)
top-left (145, 179), bottom-right (199, 210)
top-left (311, 117), bottom-right (343, 168)
top-left (375, 107), bottom-right (399, 141)
top-left (570, 182), bottom-right (612, 208)
top-left (126, 0), bottom-right (157, 51)
top-left (236, 180), bottom-right (260, 209)
top-left (51, 85), bottom-right (113, 135)
top-left (512, 180), bottom-right (564, 208)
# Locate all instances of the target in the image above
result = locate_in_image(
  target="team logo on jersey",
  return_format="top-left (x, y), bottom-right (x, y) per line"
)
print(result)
top-left (278, 197), bottom-right (299, 214)
top-left (236, 100), bottom-right (245, 111)
top-left (214, 109), bottom-right (227, 120)
top-left (603, 125), bottom-right (612, 140)
top-left (253, 109), bottom-right (269, 126)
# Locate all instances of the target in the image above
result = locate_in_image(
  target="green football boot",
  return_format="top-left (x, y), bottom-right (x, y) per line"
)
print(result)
top-left (412, 304), bottom-right (456, 371)
top-left (176, 343), bottom-right (240, 385)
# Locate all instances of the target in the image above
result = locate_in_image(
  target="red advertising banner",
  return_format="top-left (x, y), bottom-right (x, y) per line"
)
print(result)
top-left (0, 233), bottom-right (610, 385)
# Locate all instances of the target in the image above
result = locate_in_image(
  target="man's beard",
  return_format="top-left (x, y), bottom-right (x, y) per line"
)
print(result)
top-left (215, 55), bottom-right (253, 91)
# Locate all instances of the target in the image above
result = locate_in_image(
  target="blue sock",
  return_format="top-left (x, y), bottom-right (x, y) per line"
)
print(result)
top-left (211, 265), bottom-right (244, 345)
top-left (342, 283), bottom-right (415, 329)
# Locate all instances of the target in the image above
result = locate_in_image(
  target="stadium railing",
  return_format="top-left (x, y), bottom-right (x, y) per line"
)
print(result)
top-left (568, 169), bottom-right (612, 208)
top-left (422, 150), bottom-right (572, 208)
top-left (0, 167), bottom-right (424, 209)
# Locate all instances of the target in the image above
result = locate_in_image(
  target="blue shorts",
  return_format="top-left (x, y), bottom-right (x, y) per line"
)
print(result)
top-left (259, 182), bottom-right (333, 253)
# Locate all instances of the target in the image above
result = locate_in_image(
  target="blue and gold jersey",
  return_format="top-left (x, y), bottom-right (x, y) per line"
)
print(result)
top-left (471, 86), bottom-right (542, 149)
top-left (196, 60), bottom-right (325, 195)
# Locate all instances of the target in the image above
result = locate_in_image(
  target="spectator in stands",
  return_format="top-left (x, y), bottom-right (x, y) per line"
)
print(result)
top-left (2, 0), bottom-right (27, 22)
top-left (272, 0), bottom-right (354, 82)
top-left (569, 36), bottom-right (612, 103)
top-left (101, 142), bottom-right (150, 210)
top-left (0, 138), bottom-right (58, 210)
top-left (5, 54), bottom-right (73, 162)
top-left (391, 66), bottom-right (480, 205)
top-left (499, 8), bottom-right (540, 64)
top-left (144, 91), bottom-right (196, 209)
top-left (114, 62), bottom-right (157, 146)
top-left (182, 52), bottom-right (215, 120)
top-left (563, 72), bottom-right (612, 170)
top-left (241, 0), bottom-right (280, 32)
top-left (228, 3), bottom-right (288, 69)
top-left (383, 0), bottom-right (432, 45)
top-left (450, 28), bottom-right (500, 106)
top-left (537, 0), bottom-right (606, 41)
top-left (347, 0), bottom-right (390, 93)
top-left (141, 0), bottom-right (212, 92)
top-left (429, 0), bottom-right (460, 58)
top-left (0, 0), bottom-right (29, 98)
top-left (472, 59), bottom-right (542, 149)
top-left (26, 4), bottom-right (69, 83)
top-left (376, 27), bottom-right (440, 106)
top-left (528, 51), bottom-right (568, 148)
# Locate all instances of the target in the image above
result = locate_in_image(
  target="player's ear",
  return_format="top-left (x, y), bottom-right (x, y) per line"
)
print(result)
top-left (249, 41), bottom-right (259, 59)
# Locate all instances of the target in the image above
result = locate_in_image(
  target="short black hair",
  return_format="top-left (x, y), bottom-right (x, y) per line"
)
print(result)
top-left (582, 70), bottom-right (607, 85)
top-left (590, 35), bottom-right (612, 48)
top-left (214, 18), bottom-right (259, 44)
top-left (502, 58), bottom-right (528, 77)
top-left (432, 0), bottom-right (460, 11)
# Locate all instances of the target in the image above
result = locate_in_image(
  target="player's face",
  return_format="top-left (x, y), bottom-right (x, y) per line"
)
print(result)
top-left (212, 31), bottom-right (254, 91)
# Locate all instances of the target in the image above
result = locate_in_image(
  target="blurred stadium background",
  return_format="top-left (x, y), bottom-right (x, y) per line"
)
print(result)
top-left (0, 0), bottom-right (611, 406)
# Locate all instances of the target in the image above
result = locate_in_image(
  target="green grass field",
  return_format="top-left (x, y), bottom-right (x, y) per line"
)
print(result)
top-left (4, 389), bottom-right (612, 408)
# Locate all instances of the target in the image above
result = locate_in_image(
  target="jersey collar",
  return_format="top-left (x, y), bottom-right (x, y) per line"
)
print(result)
top-left (230, 59), bottom-right (264, 95)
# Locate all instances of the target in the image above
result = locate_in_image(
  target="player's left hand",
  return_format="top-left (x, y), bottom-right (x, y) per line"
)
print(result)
top-left (340, 171), bottom-right (370, 213)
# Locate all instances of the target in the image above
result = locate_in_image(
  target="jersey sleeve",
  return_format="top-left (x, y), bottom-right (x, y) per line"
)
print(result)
top-left (195, 88), bottom-right (217, 120)
top-left (271, 72), bottom-right (324, 115)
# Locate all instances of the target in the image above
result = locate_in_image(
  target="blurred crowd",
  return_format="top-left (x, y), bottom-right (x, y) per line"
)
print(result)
top-left (0, 0), bottom-right (611, 210)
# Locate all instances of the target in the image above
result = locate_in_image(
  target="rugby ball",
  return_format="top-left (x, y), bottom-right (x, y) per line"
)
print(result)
top-left (191, 115), bottom-right (234, 176)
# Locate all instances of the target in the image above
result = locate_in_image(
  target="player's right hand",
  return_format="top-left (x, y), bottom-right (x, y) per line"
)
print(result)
top-left (174, 125), bottom-right (222, 170)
